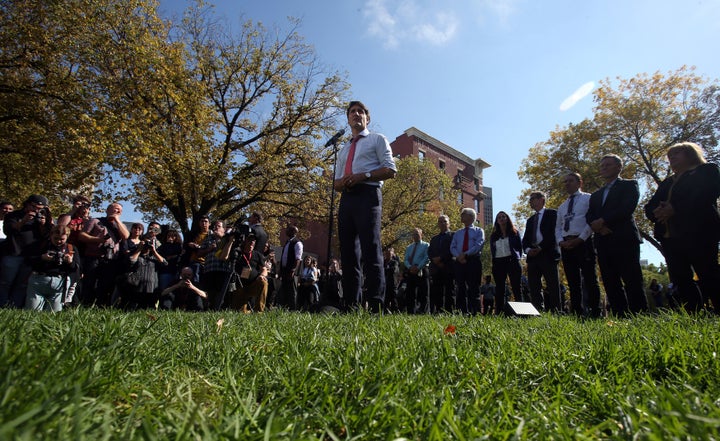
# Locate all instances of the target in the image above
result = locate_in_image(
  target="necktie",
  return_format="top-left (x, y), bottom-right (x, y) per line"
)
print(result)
top-left (602, 183), bottom-right (613, 205)
top-left (563, 194), bottom-right (575, 232)
top-left (462, 227), bottom-right (469, 252)
top-left (343, 136), bottom-right (360, 176)
top-left (408, 243), bottom-right (417, 264)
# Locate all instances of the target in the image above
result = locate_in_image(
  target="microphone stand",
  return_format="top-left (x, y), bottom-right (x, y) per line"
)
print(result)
top-left (324, 135), bottom-right (342, 305)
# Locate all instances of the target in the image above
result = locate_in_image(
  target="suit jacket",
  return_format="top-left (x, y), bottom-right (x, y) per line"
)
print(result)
top-left (586, 178), bottom-right (642, 245)
top-left (428, 230), bottom-right (454, 271)
top-left (490, 230), bottom-right (523, 261)
top-left (644, 163), bottom-right (720, 243)
top-left (521, 209), bottom-right (560, 260)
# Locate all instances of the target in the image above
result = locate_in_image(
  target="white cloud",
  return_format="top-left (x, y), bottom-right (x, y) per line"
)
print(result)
top-left (559, 81), bottom-right (595, 112)
top-left (413, 12), bottom-right (458, 45)
top-left (364, 0), bottom-right (459, 49)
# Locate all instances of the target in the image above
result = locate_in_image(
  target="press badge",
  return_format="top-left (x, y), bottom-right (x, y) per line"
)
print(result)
top-left (241, 267), bottom-right (252, 279)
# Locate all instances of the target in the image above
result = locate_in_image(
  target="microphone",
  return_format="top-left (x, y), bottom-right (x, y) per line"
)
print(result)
top-left (324, 129), bottom-right (346, 147)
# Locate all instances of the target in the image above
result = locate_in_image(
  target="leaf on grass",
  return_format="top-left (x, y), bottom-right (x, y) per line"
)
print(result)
top-left (444, 324), bottom-right (456, 335)
top-left (146, 313), bottom-right (157, 321)
top-left (216, 318), bottom-right (225, 333)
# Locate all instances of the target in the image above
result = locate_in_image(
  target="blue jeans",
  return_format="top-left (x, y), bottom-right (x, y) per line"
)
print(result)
top-left (25, 273), bottom-right (66, 312)
top-left (0, 255), bottom-right (32, 308)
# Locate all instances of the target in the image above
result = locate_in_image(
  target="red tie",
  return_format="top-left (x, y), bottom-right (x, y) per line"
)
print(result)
top-left (462, 227), bottom-right (469, 252)
top-left (344, 136), bottom-right (360, 176)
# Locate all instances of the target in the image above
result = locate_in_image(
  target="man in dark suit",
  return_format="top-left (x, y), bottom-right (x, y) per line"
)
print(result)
top-left (248, 212), bottom-right (268, 254)
top-left (521, 191), bottom-right (562, 312)
top-left (427, 215), bottom-right (455, 313)
top-left (586, 154), bottom-right (648, 316)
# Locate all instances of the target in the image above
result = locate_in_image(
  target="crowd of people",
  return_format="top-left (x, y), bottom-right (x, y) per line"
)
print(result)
top-left (1, 96), bottom-right (717, 316)
top-left (0, 197), bottom-right (283, 312)
top-left (385, 143), bottom-right (719, 317)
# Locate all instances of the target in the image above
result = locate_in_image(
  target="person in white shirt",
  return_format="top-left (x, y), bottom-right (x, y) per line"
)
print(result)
top-left (489, 211), bottom-right (524, 314)
top-left (555, 172), bottom-right (602, 317)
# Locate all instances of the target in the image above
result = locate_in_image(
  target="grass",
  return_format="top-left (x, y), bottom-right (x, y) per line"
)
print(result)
top-left (0, 309), bottom-right (718, 440)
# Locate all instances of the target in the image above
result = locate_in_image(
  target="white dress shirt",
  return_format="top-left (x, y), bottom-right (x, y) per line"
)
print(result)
top-left (555, 190), bottom-right (593, 244)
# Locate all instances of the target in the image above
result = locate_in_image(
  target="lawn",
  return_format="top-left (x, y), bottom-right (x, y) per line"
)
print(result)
top-left (0, 309), bottom-right (718, 440)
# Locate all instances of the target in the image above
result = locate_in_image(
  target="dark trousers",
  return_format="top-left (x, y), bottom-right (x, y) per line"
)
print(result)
top-left (279, 269), bottom-right (297, 310)
top-left (429, 268), bottom-right (455, 313)
top-left (526, 252), bottom-right (561, 312)
top-left (404, 272), bottom-right (429, 314)
top-left (491, 256), bottom-right (522, 314)
top-left (596, 239), bottom-right (647, 315)
top-left (454, 257), bottom-right (481, 314)
top-left (338, 185), bottom-right (385, 307)
top-left (81, 257), bottom-right (120, 307)
top-left (202, 270), bottom-right (230, 310)
top-left (662, 237), bottom-right (720, 312)
top-left (561, 240), bottom-right (602, 317)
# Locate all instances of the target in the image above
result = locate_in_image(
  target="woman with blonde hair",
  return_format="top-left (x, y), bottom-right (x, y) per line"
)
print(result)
top-left (645, 142), bottom-right (720, 312)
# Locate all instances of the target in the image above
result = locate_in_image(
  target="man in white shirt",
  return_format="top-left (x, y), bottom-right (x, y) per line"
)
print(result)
top-left (334, 100), bottom-right (397, 312)
top-left (555, 173), bottom-right (602, 317)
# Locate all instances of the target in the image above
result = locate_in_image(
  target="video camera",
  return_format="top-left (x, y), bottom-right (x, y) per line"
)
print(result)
top-left (230, 221), bottom-right (254, 243)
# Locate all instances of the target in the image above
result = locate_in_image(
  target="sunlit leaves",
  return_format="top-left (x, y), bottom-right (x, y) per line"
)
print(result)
top-left (517, 67), bottom-right (720, 250)
top-left (381, 156), bottom-right (462, 252)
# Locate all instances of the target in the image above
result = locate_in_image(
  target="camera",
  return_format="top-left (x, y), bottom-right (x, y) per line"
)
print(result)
top-left (47, 250), bottom-right (66, 266)
top-left (230, 222), bottom-right (254, 242)
top-left (99, 242), bottom-right (115, 261)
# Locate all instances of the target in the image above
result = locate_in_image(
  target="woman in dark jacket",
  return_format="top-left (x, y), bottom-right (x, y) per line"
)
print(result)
top-left (644, 142), bottom-right (720, 312)
top-left (490, 211), bottom-right (524, 314)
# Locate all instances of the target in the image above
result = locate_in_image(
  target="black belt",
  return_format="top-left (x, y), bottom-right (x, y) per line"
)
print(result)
top-left (342, 183), bottom-right (379, 193)
top-left (563, 235), bottom-right (579, 240)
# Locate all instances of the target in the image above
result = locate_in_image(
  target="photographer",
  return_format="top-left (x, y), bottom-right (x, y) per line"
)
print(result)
top-left (56, 195), bottom-right (91, 305)
top-left (159, 267), bottom-right (207, 311)
top-left (25, 225), bottom-right (80, 311)
top-left (79, 202), bottom-right (129, 306)
top-left (116, 223), bottom-right (165, 309)
top-left (219, 231), bottom-right (268, 313)
top-left (200, 220), bottom-right (233, 310)
top-left (0, 194), bottom-right (52, 308)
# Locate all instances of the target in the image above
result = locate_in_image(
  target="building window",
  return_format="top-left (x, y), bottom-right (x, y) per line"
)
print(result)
top-left (474, 178), bottom-right (480, 191)
top-left (419, 150), bottom-right (426, 162)
top-left (458, 192), bottom-right (463, 205)
top-left (439, 160), bottom-right (445, 171)
top-left (474, 199), bottom-right (480, 214)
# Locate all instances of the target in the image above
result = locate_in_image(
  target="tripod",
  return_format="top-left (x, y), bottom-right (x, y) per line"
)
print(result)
top-left (215, 247), bottom-right (244, 310)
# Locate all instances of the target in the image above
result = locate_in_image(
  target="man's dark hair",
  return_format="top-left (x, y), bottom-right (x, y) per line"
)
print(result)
top-left (346, 101), bottom-right (370, 121)
top-left (251, 212), bottom-right (263, 222)
top-left (565, 172), bottom-right (582, 182)
top-left (529, 191), bottom-right (545, 200)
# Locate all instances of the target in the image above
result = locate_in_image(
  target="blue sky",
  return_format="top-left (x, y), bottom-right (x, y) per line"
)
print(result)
top-left (157, 0), bottom-right (720, 264)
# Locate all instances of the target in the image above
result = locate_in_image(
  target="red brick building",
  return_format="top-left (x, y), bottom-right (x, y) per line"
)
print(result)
top-left (390, 127), bottom-right (491, 224)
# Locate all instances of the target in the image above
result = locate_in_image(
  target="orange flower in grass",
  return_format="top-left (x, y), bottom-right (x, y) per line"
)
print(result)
top-left (444, 324), bottom-right (456, 335)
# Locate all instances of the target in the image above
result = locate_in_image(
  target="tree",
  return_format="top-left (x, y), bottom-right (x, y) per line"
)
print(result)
top-left (380, 156), bottom-right (463, 261)
top-left (1, 0), bottom-right (350, 237)
top-left (517, 66), bottom-right (720, 252)
top-left (0, 0), bottom-right (141, 209)
top-left (96, 2), bottom-right (350, 235)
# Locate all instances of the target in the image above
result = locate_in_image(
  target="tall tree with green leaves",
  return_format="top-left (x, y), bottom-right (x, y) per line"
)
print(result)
top-left (97, 2), bottom-right (350, 234)
top-left (381, 155), bottom-right (463, 259)
top-left (1, 0), bottom-right (350, 236)
top-left (517, 66), bottom-right (720, 251)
